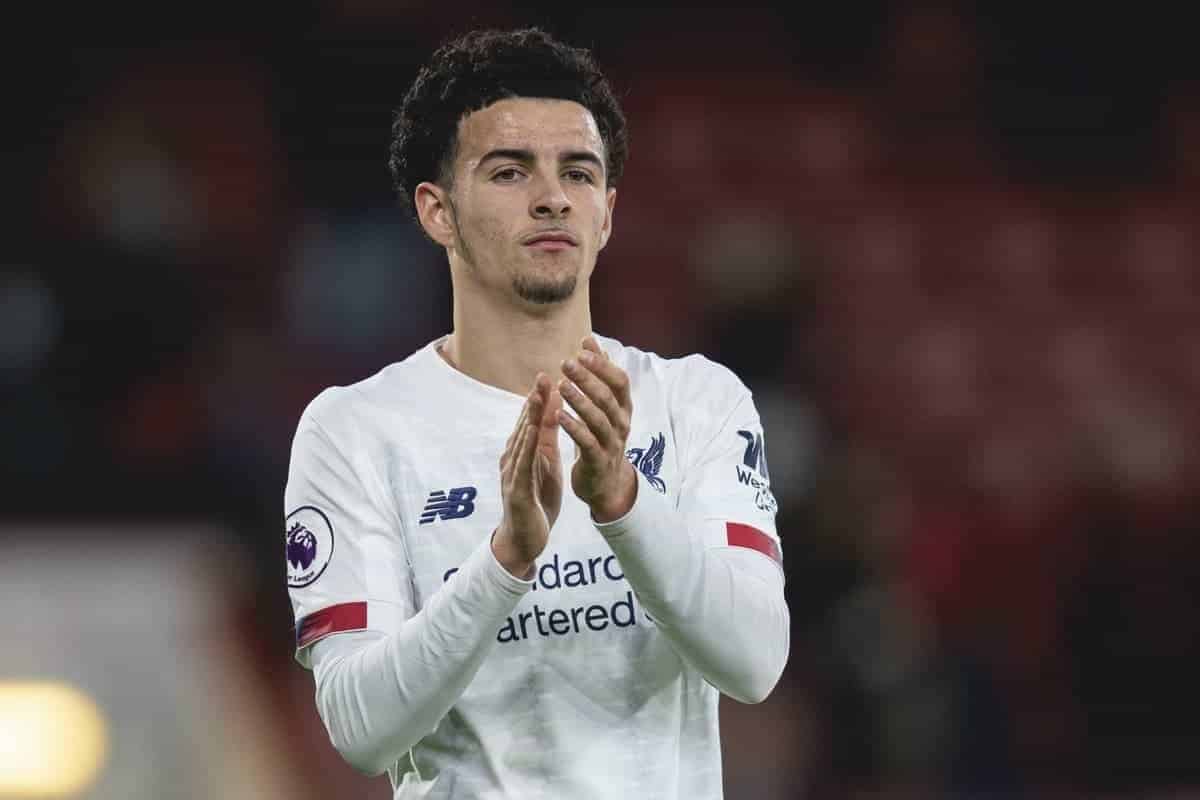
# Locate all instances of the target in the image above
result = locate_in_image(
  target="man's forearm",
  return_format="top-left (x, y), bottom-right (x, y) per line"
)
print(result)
top-left (310, 536), bottom-right (531, 775)
top-left (594, 472), bottom-right (790, 704)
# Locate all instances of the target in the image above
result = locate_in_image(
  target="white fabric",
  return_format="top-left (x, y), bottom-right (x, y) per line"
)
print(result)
top-left (593, 468), bottom-right (789, 705)
top-left (285, 334), bottom-right (789, 798)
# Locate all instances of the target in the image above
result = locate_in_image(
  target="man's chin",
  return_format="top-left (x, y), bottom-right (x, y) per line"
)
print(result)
top-left (513, 275), bottom-right (577, 305)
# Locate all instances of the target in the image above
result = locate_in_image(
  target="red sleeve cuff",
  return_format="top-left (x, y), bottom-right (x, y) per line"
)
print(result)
top-left (725, 522), bottom-right (782, 564)
top-left (296, 602), bottom-right (368, 649)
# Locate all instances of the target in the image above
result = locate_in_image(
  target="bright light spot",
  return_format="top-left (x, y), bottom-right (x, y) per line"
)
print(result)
top-left (0, 682), bottom-right (108, 797)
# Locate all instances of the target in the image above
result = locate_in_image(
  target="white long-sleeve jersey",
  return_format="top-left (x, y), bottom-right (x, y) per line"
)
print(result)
top-left (284, 333), bottom-right (789, 799)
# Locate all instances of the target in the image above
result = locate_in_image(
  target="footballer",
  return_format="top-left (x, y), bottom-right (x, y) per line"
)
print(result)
top-left (284, 27), bottom-right (790, 799)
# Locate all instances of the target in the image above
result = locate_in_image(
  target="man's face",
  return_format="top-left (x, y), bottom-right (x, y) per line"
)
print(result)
top-left (432, 97), bottom-right (615, 306)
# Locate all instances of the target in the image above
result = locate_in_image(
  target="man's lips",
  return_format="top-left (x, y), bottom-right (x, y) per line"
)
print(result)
top-left (527, 239), bottom-right (575, 251)
top-left (523, 231), bottom-right (578, 249)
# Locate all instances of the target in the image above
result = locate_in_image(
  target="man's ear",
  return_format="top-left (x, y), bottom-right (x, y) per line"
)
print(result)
top-left (414, 181), bottom-right (456, 248)
top-left (598, 186), bottom-right (616, 251)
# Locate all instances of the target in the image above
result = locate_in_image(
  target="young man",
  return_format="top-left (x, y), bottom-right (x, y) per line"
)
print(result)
top-left (285, 28), bottom-right (789, 799)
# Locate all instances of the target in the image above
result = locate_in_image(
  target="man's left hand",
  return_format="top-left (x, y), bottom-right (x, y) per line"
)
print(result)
top-left (557, 336), bottom-right (638, 523)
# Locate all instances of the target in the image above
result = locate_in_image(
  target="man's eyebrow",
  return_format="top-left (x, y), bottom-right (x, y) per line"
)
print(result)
top-left (560, 150), bottom-right (605, 171)
top-left (478, 148), bottom-right (536, 167)
top-left (476, 148), bottom-right (605, 171)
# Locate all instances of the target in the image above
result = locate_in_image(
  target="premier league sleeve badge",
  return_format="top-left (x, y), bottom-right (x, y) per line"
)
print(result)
top-left (285, 506), bottom-right (335, 588)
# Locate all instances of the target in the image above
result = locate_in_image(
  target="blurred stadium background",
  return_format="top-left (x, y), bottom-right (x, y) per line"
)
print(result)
top-left (3, 2), bottom-right (1197, 797)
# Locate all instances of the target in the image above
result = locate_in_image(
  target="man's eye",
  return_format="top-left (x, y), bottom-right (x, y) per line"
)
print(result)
top-left (565, 169), bottom-right (594, 184)
top-left (493, 168), bottom-right (522, 182)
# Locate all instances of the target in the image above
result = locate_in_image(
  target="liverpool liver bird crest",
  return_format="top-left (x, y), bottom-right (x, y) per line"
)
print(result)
top-left (626, 433), bottom-right (667, 493)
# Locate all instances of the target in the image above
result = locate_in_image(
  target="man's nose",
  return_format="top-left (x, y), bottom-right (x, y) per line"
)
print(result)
top-left (531, 176), bottom-right (571, 218)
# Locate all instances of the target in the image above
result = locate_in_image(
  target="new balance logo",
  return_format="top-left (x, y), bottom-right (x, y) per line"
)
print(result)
top-left (420, 486), bottom-right (478, 525)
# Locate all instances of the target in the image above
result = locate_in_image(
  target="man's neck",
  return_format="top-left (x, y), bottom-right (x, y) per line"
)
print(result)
top-left (438, 282), bottom-right (593, 398)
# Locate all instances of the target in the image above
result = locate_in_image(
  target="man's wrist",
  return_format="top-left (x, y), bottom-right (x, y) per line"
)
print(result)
top-left (590, 462), bottom-right (639, 524)
top-left (490, 527), bottom-right (536, 579)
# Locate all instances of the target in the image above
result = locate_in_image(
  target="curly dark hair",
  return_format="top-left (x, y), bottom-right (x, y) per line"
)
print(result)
top-left (388, 27), bottom-right (628, 215)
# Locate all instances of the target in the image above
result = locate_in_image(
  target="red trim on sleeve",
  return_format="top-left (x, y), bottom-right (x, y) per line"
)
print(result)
top-left (296, 602), bottom-right (368, 648)
top-left (726, 522), bottom-right (781, 564)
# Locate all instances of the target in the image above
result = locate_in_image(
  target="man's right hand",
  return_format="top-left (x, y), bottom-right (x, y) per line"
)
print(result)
top-left (492, 374), bottom-right (563, 578)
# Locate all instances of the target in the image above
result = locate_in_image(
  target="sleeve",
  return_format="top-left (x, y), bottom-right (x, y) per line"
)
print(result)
top-left (307, 537), bottom-right (533, 775)
top-left (285, 396), bottom-right (412, 667)
top-left (675, 386), bottom-right (783, 567)
top-left (285, 392), bottom-right (534, 775)
top-left (593, 362), bottom-right (789, 704)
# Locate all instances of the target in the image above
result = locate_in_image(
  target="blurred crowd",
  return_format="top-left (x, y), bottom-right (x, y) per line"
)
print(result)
top-left (4, 3), bottom-right (1197, 797)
